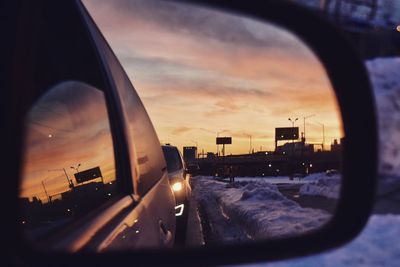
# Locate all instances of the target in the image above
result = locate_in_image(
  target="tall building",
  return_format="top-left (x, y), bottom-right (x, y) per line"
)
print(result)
top-left (183, 146), bottom-right (197, 162)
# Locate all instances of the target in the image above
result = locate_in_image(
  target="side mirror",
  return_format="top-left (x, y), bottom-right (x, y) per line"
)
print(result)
top-left (3, 0), bottom-right (377, 266)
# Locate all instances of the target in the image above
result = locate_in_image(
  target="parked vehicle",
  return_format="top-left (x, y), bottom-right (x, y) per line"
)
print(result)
top-left (161, 145), bottom-right (192, 245)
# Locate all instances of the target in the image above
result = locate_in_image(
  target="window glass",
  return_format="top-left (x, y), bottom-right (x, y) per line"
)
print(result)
top-left (162, 146), bottom-right (183, 173)
top-left (19, 81), bottom-right (118, 241)
top-left (82, 12), bottom-right (166, 195)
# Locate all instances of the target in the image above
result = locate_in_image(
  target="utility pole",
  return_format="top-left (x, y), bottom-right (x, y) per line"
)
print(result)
top-left (288, 117), bottom-right (299, 158)
top-left (288, 117), bottom-right (299, 143)
top-left (247, 134), bottom-right (252, 154)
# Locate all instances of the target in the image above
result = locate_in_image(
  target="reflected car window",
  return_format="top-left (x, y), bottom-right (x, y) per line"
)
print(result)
top-left (82, 11), bottom-right (166, 195)
top-left (19, 81), bottom-right (118, 241)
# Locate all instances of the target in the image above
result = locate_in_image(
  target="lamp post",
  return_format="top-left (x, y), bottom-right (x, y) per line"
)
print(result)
top-left (288, 117), bottom-right (299, 143)
top-left (288, 117), bottom-right (298, 128)
top-left (70, 163), bottom-right (81, 173)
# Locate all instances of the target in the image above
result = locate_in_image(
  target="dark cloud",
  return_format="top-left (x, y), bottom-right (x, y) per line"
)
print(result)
top-left (87, 0), bottom-right (305, 53)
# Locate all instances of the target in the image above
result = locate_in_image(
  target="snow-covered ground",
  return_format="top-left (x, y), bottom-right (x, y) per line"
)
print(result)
top-left (225, 57), bottom-right (400, 266)
top-left (300, 173), bottom-right (341, 199)
top-left (366, 58), bottom-right (400, 177)
top-left (192, 176), bottom-right (330, 241)
top-left (198, 57), bottom-right (400, 267)
top-left (231, 214), bottom-right (400, 267)
top-left (233, 172), bottom-right (342, 199)
top-left (297, 0), bottom-right (400, 28)
top-left (235, 176), bottom-right (312, 185)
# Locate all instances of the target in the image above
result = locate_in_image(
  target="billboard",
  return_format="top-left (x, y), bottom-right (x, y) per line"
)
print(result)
top-left (216, 137), bottom-right (232, 144)
top-left (74, 166), bottom-right (103, 184)
top-left (275, 127), bottom-right (299, 141)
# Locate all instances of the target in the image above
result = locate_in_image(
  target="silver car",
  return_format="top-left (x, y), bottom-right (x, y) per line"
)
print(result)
top-left (162, 145), bottom-right (192, 245)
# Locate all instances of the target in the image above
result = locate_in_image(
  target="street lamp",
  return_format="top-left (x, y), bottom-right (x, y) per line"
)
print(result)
top-left (288, 117), bottom-right (299, 127)
top-left (70, 163), bottom-right (81, 173)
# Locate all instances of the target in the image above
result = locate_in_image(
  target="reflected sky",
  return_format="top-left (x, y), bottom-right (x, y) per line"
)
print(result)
top-left (84, 0), bottom-right (343, 154)
top-left (21, 82), bottom-right (116, 202)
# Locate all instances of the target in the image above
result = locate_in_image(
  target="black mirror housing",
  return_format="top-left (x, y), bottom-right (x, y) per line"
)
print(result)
top-left (2, 0), bottom-right (377, 266)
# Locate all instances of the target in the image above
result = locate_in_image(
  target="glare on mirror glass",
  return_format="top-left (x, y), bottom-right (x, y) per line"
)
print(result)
top-left (20, 0), bottom-right (344, 249)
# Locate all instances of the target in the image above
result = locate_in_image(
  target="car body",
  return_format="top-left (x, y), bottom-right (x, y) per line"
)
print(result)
top-left (161, 145), bottom-right (192, 246)
top-left (186, 163), bottom-right (200, 176)
top-left (13, 0), bottom-right (176, 252)
top-left (162, 145), bottom-right (192, 218)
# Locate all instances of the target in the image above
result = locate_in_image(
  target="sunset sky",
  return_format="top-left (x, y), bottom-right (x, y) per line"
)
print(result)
top-left (21, 82), bottom-right (116, 202)
top-left (84, 0), bottom-right (343, 155)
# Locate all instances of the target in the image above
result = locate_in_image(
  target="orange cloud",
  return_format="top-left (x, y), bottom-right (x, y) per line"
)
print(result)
top-left (83, 0), bottom-right (343, 155)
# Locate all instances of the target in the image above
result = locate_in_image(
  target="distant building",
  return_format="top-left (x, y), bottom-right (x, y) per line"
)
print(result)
top-left (206, 152), bottom-right (216, 159)
top-left (331, 138), bottom-right (342, 153)
top-left (183, 146), bottom-right (197, 162)
top-left (276, 141), bottom-right (314, 156)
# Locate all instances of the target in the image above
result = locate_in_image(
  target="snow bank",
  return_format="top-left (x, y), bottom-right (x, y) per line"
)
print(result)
top-left (236, 176), bottom-right (310, 185)
top-left (367, 58), bottom-right (400, 95)
top-left (193, 176), bottom-right (329, 240)
top-left (232, 214), bottom-right (400, 267)
top-left (366, 58), bottom-right (400, 176)
top-left (297, 0), bottom-right (400, 29)
top-left (300, 173), bottom-right (341, 199)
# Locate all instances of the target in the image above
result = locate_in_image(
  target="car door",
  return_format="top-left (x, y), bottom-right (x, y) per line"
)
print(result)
top-left (75, 0), bottom-right (177, 250)
top-left (15, 0), bottom-right (175, 252)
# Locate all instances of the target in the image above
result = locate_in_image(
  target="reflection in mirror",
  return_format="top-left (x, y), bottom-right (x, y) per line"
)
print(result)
top-left (91, 0), bottom-right (343, 247)
top-left (19, 81), bottom-right (117, 243)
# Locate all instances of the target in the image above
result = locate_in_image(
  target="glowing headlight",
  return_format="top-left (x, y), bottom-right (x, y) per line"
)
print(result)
top-left (172, 181), bottom-right (183, 192)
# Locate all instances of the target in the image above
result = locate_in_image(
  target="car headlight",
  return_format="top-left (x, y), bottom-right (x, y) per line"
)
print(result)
top-left (171, 181), bottom-right (183, 192)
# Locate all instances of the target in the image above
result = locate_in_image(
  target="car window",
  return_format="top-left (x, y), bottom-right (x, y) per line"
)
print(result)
top-left (81, 8), bottom-right (166, 195)
top-left (19, 81), bottom-right (118, 242)
top-left (162, 146), bottom-right (183, 173)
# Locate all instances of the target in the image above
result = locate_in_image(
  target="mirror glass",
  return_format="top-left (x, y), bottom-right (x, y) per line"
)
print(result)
top-left (84, 0), bottom-right (343, 247)
top-left (20, 0), bottom-right (344, 250)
